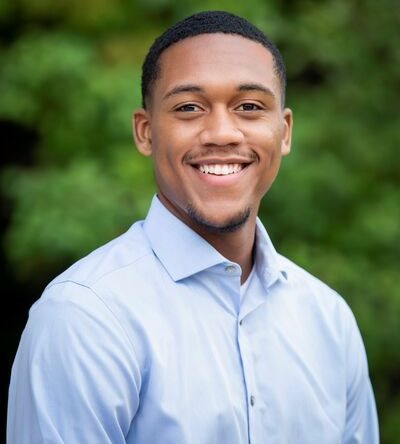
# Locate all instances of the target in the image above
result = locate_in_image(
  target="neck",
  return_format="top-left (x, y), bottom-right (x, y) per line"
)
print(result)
top-left (156, 194), bottom-right (257, 284)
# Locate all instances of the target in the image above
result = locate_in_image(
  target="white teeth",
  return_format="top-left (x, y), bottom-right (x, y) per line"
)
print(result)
top-left (198, 164), bottom-right (243, 175)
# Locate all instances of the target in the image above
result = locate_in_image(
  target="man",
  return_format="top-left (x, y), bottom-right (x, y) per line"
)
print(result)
top-left (8, 10), bottom-right (379, 444)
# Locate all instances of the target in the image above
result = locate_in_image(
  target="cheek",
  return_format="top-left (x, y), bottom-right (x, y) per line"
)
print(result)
top-left (151, 142), bottom-right (185, 193)
top-left (151, 122), bottom-right (197, 177)
top-left (151, 128), bottom-right (187, 163)
top-left (245, 119), bottom-right (277, 144)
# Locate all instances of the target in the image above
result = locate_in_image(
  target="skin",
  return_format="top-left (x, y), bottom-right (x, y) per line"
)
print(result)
top-left (133, 33), bottom-right (293, 283)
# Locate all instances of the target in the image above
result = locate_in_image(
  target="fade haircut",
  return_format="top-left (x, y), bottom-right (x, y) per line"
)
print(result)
top-left (141, 10), bottom-right (287, 109)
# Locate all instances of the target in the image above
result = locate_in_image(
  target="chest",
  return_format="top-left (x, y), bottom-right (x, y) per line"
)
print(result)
top-left (119, 277), bottom-right (346, 443)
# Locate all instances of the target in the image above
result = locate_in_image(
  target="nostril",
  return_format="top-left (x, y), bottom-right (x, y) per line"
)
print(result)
top-left (199, 128), bottom-right (244, 146)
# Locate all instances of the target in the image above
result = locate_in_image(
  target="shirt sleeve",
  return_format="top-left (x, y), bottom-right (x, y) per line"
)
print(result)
top-left (342, 303), bottom-right (379, 444)
top-left (7, 281), bottom-right (141, 444)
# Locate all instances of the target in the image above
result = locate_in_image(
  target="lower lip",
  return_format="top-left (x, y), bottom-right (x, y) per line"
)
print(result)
top-left (190, 165), bottom-right (249, 187)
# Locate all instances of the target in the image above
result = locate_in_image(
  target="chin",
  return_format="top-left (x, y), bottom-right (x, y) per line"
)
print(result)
top-left (187, 204), bottom-right (251, 234)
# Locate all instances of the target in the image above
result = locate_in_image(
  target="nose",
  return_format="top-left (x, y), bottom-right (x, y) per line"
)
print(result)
top-left (199, 108), bottom-right (244, 146)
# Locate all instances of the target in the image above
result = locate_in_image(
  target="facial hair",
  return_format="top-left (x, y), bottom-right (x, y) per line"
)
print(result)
top-left (187, 204), bottom-right (251, 234)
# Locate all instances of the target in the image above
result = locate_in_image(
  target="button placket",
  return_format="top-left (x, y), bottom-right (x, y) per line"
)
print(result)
top-left (237, 316), bottom-right (258, 442)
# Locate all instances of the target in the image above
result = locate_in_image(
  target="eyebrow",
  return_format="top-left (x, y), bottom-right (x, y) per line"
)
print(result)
top-left (163, 85), bottom-right (204, 101)
top-left (238, 83), bottom-right (276, 99)
top-left (162, 82), bottom-right (276, 101)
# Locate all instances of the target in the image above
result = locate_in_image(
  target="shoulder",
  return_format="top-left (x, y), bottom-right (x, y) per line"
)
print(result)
top-left (276, 253), bottom-right (357, 329)
top-left (47, 220), bottom-right (153, 290)
top-left (278, 253), bottom-right (343, 300)
top-left (28, 220), bottom-right (157, 327)
top-left (25, 221), bottom-right (156, 359)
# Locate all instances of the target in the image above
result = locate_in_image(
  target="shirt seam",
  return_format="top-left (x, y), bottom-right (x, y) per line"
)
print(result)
top-left (47, 250), bottom-right (153, 289)
top-left (45, 279), bottom-right (139, 353)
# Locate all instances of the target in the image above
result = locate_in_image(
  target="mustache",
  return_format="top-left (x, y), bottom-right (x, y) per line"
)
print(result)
top-left (184, 148), bottom-right (257, 163)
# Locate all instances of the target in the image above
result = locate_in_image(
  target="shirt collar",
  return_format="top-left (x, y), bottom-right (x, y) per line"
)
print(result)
top-left (254, 218), bottom-right (288, 287)
top-left (143, 196), bottom-right (226, 281)
top-left (143, 195), bottom-right (288, 286)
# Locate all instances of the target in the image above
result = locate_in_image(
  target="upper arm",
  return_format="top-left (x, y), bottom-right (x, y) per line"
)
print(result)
top-left (342, 304), bottom-right (379, 444)
top-left (7, 282), bottom-right (141, 444)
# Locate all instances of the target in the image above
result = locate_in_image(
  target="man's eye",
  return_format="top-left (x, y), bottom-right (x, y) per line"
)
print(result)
top-left (175, 104), bottom-right (200, 112)
top-left (237, 103), bottom-right (262, 111)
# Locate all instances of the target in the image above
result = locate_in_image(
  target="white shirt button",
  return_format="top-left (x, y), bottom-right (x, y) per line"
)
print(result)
top-left (225, 265), bottom-right (235, 273)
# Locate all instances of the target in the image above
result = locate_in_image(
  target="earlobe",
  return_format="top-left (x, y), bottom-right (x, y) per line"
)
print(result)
top-left (133, 109), bottom-right (152, 156)
top-left (281, 108), bottom-right (293, 156)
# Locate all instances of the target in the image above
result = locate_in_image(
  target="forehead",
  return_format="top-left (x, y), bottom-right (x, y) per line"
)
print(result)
top-left (153, 33), bottom-right (279, 100)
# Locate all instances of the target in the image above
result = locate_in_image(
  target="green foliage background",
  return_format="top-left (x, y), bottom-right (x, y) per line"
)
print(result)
top-left (1, 0), bottom-right (399, 441)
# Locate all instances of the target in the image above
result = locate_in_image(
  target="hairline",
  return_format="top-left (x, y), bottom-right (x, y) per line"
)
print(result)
top-left (143, 31), bottom-right (285, 110)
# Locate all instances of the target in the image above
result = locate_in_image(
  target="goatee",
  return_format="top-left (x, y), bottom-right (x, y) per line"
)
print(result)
top-left (187, 205), bottom-right (251, 234)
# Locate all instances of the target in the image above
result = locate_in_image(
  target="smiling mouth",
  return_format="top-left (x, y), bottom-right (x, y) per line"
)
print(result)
top-left (197, 163), bottom-right (244, 175)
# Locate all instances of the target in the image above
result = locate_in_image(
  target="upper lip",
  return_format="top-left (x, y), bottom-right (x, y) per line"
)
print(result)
top-left (186, 156), bottom-right (254, 166)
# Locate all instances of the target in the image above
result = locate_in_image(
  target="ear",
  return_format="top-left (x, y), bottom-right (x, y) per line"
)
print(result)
top-left (132, 108), bottom-right (152, 156)
top-left (281, 108), bottom-right (293, 156)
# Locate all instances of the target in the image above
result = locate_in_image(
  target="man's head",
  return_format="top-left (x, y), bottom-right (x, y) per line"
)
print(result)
top-left (133, 11), bottom-right (292, 236)
top-left (141, 10), bottom-right (287, 109)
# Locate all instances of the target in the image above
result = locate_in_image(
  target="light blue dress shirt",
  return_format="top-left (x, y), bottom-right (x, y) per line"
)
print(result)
top-left (8, 195), bottom-right (379, 443)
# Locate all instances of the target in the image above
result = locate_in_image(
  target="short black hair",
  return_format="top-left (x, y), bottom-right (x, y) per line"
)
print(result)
top-left (141, 10), bottom-right (286, 108)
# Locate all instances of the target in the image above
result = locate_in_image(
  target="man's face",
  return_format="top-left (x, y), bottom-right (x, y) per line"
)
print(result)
top-left (134, 33), bottom-right (292, 234)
